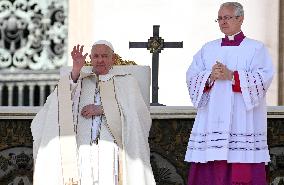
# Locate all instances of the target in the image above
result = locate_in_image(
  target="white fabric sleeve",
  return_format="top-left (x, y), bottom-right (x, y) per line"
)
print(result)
top-left (69, 73), bottom-right (81, 101)
top-left (238, 44), bottom-right (274, 110)
top-left (186, 49), bottom-right (211, 108)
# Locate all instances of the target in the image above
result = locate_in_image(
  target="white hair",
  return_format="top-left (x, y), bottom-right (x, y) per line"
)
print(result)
top-left (92, 40), bottom-right (114, 52)
top-left (220, 2), bottom-right (244, 16)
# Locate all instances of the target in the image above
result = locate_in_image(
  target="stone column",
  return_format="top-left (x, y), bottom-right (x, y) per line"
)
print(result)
top-left (39, 84), bottom-right (45, 106)
top-left (0, 84), bottom-right (2, 106)
top-left (17, 83), bottom-right (24, 106)
top-left (29, 84), bottom-right (35, 106)
top-left (279, 0), bottom-right (284, 105)
top-left (7, 84), bottom-right (13, 106)
top-left (50, 84), bottom-right (56, 92)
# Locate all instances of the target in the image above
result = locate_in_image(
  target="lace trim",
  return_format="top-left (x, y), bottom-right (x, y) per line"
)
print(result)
top-left (191, 132), bottom-right (266, 137)
top-left (198, 91), bottom-right (210, 107)
top-left (188, 73), bottom-right (206, 105)
top-left (189, 139), bottom-right (267, 144)
top-left (188, 131), bottom-right (268, 151)
top-left (187, 146), bottom-right (268, 151)
top-left (244, 71), bottom-right (266, 106)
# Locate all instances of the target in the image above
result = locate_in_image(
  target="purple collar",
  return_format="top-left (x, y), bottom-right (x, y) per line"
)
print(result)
top-left (221, 31), bottom-right (245, 46)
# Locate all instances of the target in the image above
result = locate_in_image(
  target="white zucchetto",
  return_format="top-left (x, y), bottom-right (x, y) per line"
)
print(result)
top-left (92, 40), bottom-right (114, 51)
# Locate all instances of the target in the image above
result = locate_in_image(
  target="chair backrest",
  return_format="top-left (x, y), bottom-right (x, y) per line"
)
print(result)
top-left (60, 65), bottom-right (151, 107)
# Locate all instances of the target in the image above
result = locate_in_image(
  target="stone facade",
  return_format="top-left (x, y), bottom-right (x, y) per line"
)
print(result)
top-left (0, 0), bottom-right (68, 107)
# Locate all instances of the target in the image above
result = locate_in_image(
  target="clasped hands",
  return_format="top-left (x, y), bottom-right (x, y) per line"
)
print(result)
top-left (210, 61), bottom-right (233, 81)
top-left (81, 104), bottom-right (104, 119)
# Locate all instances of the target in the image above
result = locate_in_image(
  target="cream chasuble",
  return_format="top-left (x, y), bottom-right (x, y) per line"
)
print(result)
top-left (31, 67), bottom-right (156, 185)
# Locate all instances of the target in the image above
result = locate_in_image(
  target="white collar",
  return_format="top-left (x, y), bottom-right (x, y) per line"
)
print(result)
top-left (99, 72), bottom-right (114, 82)
top-left (228, 31), bottom-right (241, 40)
top-left (80, 66), bottom-right (129, 82)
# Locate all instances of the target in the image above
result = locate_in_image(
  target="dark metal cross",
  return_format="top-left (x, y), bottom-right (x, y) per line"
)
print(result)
top-left (129, 25), bottom-right (183, 106)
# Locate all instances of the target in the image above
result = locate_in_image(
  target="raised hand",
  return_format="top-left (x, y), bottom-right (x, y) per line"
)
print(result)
top-left (71, 45), bottom-right (88, 82)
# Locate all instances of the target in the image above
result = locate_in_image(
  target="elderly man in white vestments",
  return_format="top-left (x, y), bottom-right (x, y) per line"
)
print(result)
top-left (184, 2), bottom-right (274, 185)
top-left (31, 40), bottom-right (156, 185)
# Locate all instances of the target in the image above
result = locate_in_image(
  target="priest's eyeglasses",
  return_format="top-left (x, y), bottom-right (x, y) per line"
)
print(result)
top-left (215, 16), bottom-right (239, 23)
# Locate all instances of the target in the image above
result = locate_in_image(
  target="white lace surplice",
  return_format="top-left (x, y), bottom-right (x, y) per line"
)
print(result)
top-left (185, 38), bottom-right (274, 163)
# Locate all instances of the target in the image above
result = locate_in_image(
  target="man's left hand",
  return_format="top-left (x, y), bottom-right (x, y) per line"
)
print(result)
top-left (215, 62), bottom-right (233, 80)
top-left (81, 104), bottom-right (104, 119)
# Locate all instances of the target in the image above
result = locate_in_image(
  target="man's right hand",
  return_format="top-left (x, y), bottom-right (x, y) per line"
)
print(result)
top-left (211, 61), bottom-right (233, 81)
top-left (211, 62), bottom-right (222, 81)
top-left (71, 45), bottom-right (88, 82)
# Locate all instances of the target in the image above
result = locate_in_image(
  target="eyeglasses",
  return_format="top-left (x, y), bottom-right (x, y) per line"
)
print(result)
top-left (215, 16), bottom-right (239, 23)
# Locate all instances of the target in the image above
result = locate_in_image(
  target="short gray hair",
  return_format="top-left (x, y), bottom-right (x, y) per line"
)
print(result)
top-left (220, 2), bottom-right (244, 17)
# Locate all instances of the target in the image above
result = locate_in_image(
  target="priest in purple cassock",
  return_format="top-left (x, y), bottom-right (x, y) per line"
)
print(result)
top-left (185, 2), bottom-right (274, 185)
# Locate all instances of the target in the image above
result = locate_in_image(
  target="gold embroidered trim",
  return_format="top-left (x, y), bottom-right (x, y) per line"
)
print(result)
top-left (85, 53), bottom-right (136, 66)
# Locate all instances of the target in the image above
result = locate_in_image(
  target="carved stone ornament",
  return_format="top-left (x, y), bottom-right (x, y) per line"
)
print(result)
top-left (0, 0), bottom-right (68, 70)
